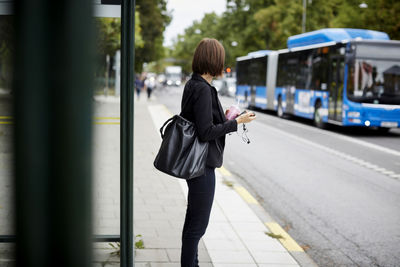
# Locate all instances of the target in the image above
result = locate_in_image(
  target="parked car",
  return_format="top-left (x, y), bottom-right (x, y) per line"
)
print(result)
top-left (212, 79), bottom-right (223, 92)
top-left (218, 77), bottom-right (236, 97)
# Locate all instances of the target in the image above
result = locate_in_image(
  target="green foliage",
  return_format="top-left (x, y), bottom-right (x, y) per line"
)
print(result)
top-left (265, 231), bottom-right (284, 239)
top-left (135, 0), bottom-right (171, 72)
top-left (95, 12), bottom-right (143, 58)
top-left (171, 0), bottom-right (399, 71)
top-left (254, 0), bottom-right (302, 49)
top-left (95, 0), bottom-right (171, 73)
top-left (331, 0), bottom-right (400, 40)
top-left (94, 12), bottom-right (143, 79)
top-left (135, 234), bottom-right (145, 249)
top-left (172, 13), bottom-right (222, 74)
top-left (108, 235), bottom-right (145, 257)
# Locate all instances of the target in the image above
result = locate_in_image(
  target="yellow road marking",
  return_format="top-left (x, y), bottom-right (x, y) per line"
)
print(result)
top-left (156, 105), bottom-right (260, 207)
top-left (94, 117), bottom-right (120, 120)
top-left (94, 122), bottom-right (120, 125)
top-left (218, 166), bottom-right (232, 177)
top-left (0, 120), bottom-right (119, 125)
top-left (234, 186), bottom-right (259, 204)
top-left (153, 104), bottom-right (304, 254)
top-left (161, 105), bottom-right (173, 116)
top-left (265, 222), bottom-right (304, 252)
top-left (0, 116), bottom-right (120, 120)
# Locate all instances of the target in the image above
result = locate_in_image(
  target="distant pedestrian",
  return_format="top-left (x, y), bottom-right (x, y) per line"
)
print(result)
top-left (135, 74), bottom-right (144, 99)
top-left (179, 38), bottom-right (256, 267)
top-left (145, 76), bottom-right (156, 100)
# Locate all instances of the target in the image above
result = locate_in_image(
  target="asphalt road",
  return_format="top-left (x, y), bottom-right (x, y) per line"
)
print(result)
top-left (155, 85), bottom-right (400, 267)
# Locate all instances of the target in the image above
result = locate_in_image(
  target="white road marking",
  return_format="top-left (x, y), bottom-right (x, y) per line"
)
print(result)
top-left (257, 121), bottom-right (400, 180)
top-left (258, 112), bottom-right (400, 157)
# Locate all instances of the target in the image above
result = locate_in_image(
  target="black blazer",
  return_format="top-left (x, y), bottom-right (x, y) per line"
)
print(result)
top-left (180, 73), bottom-right (238, 168)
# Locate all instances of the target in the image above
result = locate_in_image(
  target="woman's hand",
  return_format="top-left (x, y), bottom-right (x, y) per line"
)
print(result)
top-left (235, 111), bottom-right (256, 124)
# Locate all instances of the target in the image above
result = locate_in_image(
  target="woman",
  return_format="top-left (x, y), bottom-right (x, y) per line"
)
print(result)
top-left (180, 38), bottom-right (256, 267)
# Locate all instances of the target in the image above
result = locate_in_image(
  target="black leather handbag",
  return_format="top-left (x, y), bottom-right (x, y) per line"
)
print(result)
top-left (153, 115), bottom-right (209, 179)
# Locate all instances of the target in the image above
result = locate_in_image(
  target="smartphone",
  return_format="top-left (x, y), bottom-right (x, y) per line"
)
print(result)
top-left (238, 110), bottom-right (255, 117)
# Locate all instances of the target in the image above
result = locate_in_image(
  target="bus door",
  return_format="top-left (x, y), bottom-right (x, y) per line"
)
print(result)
top-left (250, 85), bottom-right (256, 106)
top-left (285, 59), bottom-right (297, 114)
top-left (249, 60), bottom-right (258, 107)
top-left (328, 57), bottom-right (344, 122)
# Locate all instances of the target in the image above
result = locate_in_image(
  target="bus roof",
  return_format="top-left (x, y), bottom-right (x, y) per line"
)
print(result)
top-left (236, 50), bottom-right (274, 61)
top-left (287, 28), bottom-right (390, 49)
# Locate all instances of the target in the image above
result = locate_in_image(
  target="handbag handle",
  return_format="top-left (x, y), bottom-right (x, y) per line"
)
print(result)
top-left (159, 115), bottom-right (177, 139)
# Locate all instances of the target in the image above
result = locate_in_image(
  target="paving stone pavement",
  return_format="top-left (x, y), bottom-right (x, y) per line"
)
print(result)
top-left (0, 95), bottom-right (308, 267)
top-left (92, 96), bottom-right (212, 266)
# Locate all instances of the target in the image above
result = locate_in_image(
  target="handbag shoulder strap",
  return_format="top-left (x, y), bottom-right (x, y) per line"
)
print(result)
top-left (159, 115), bottom-right (177, 139)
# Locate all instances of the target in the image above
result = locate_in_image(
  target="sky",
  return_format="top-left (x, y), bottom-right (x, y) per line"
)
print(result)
top-left (163, 0), bottom-right (227, 47)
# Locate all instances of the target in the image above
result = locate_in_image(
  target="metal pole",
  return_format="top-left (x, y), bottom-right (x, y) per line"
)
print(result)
top-left (121, 0), bottom-right (135, 266)
top-left (302, 0), bottom-right (306, 33)
top-left (0, 234), bottom-right (120, 243)
top-left (13, 0), bottom-right (94, 266)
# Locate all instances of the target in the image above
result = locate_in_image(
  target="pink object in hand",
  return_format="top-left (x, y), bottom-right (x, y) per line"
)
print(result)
top-left (226, 105), bottom-right (240, 120)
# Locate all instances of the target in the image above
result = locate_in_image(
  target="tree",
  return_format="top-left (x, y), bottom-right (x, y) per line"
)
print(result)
top-left (331, 0), bottom-right (400, 40)
top-left (171, 0), bottom-right (400, 73)
top-left (94, 12), bottom-right (143, 81)
top-left (135, 0), bottom-right (171, 72)
top-left (172, 13), bottom-right (224, 74)
top-left (95, 12), bottom-right (143, 58)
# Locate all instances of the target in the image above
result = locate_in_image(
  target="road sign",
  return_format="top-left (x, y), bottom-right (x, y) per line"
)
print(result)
top-left (0, 0), bottom-right (122, 17)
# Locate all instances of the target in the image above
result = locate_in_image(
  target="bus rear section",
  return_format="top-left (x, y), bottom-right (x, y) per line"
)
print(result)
top-left (236, 51), bottom-right (277, 110)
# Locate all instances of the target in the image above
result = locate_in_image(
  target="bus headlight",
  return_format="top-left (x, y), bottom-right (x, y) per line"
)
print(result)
top-left (365, 120), bottom-right (371, 127)
top-left (348, 111), bottom-right (360, 117)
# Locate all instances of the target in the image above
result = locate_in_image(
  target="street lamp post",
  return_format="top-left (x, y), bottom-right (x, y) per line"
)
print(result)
top-left (302, 0), bottom-right (306, 33)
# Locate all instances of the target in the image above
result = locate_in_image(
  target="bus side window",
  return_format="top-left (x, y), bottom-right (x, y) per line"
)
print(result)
top-left (277, 55), bottom-right (286, 87)
top-left (296, 51), bottom-right (312, 89)
top-left (312, 49), bottom-right (329, 90)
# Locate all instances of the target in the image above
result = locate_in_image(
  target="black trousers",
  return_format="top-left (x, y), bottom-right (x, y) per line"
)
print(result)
top-left (147, 87), bottom-right (153, 99)
top-left (181, 167), bottom-right (215, 267)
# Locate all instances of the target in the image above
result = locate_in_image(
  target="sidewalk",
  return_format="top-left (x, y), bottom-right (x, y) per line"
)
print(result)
top-left (92, 96), bottom-right (317, 267)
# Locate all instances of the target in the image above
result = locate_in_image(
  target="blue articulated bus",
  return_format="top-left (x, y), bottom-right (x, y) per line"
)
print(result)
top-left (236, 28), bottom-right (400, 130)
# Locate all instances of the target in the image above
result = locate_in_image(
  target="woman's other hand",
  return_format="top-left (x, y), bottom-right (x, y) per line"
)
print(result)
top-left (235, 111), bottom-right (256, 124)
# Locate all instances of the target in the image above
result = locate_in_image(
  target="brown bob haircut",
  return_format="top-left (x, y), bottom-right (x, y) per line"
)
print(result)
top-left (192, 38), bottom-right (225, 77)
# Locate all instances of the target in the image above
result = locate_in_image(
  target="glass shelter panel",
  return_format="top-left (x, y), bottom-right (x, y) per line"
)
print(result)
top-left (0, 14), bottom-right (14, 257)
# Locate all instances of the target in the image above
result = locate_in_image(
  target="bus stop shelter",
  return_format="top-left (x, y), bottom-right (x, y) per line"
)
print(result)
top-left (0, 0), bottom-right (136, 266)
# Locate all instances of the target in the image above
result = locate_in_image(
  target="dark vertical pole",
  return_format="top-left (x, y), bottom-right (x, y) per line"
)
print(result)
top-left (121, 0), bottom-right (135, 266)
top-left (13, 1), bottom-right (94, 267)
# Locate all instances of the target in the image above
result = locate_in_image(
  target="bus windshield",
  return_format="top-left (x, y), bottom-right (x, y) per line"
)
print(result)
top-left (347, 59), bottom-right (400, 104)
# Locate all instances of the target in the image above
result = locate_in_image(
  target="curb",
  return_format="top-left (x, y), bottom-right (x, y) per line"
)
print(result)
top-left (216, 166), bottom-right (318, 267)
top-left (158, 103), bottom-right (318, 267)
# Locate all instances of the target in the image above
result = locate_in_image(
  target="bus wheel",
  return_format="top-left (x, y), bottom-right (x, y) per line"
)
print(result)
top-left (277, 98), bottom-right (284, 118)
top-left (313, 105), bottom-right (325, 128)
